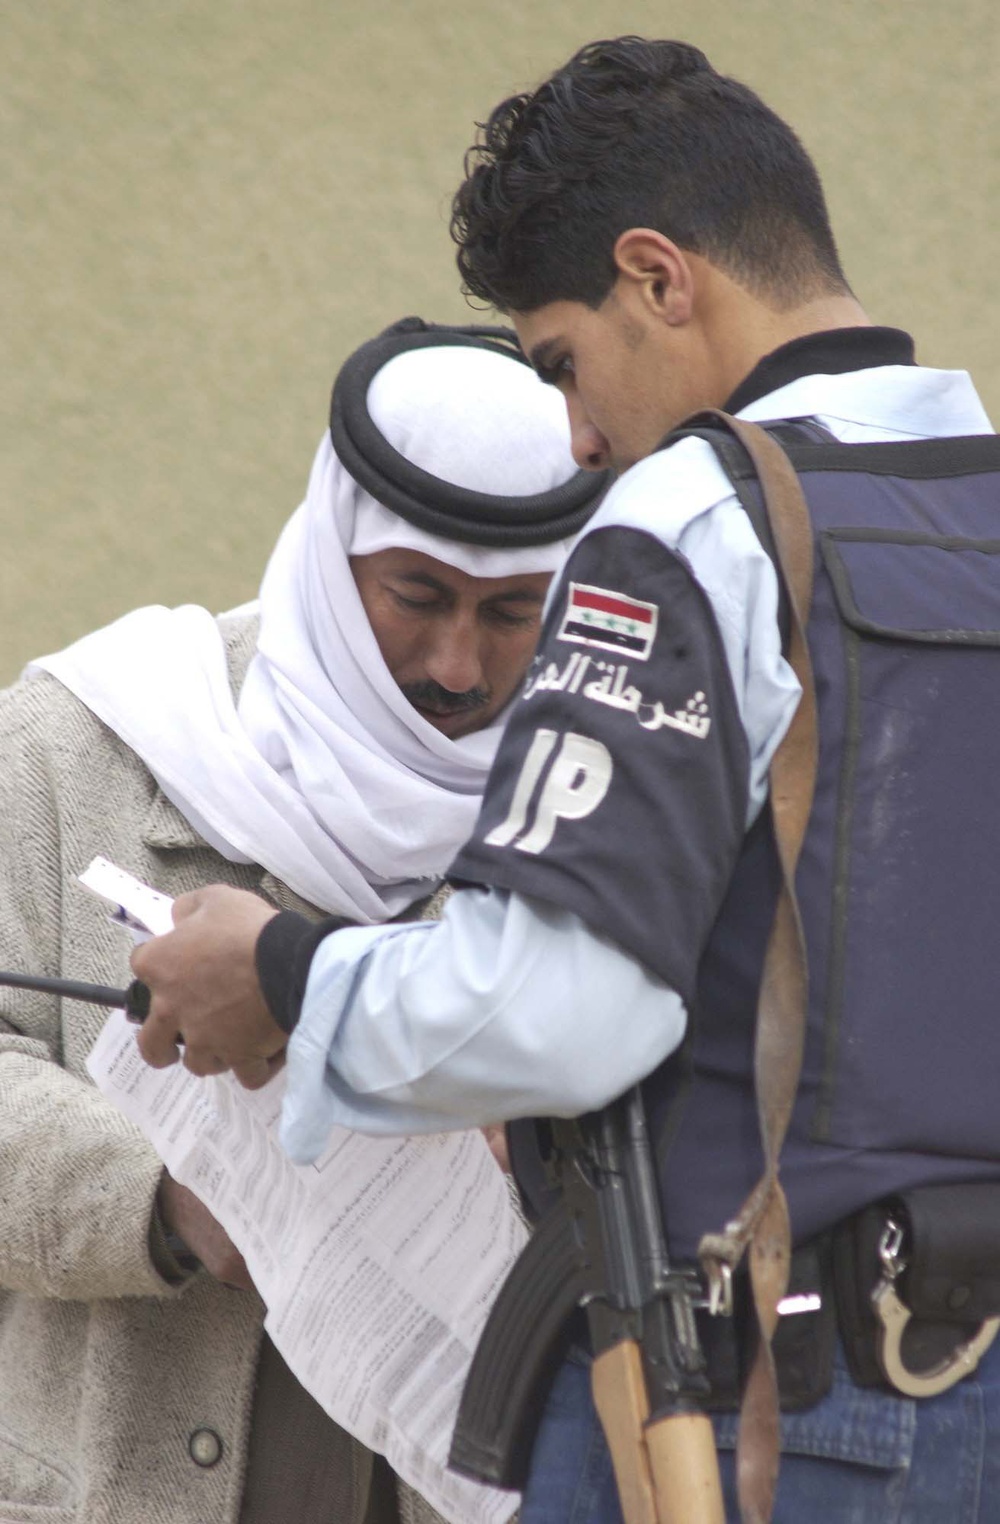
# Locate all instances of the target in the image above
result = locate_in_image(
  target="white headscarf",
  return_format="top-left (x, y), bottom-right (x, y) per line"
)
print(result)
top-left (32, 344), bottom-right (580, 922)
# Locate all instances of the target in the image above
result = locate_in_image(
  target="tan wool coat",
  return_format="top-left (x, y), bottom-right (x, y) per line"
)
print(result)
top-left (0, 613), bottom-right (445, 1524)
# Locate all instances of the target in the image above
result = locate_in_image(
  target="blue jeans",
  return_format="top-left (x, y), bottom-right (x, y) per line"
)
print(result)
top-left (519, 1334), bottom-right (1000, 1523)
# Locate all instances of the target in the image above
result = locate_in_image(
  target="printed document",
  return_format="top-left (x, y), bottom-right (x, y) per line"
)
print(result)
top-left (83, 858), bottom-right (524, 1524)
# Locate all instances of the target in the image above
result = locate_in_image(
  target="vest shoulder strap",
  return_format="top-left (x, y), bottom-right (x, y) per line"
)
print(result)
top-left (762, 432), bottom-right (1000, 480)
top-left (661, 409), bottom-right (821, 1524)
top-left (666, 417), bottom-right (832, 650)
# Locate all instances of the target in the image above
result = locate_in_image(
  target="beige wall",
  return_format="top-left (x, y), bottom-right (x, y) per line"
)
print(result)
top-left (2, 0), bottom-right (997, 681)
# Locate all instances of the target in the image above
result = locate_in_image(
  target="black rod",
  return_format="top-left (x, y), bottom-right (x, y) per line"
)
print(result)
top-left (0, 970), bottom-right (149, 1019)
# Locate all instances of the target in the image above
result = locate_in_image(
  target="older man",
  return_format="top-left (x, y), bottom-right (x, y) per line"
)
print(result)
top-left (0, 316), bottom-right (604, 1524)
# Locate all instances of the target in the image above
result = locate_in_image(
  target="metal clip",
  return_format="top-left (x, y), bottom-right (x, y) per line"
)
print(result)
top-left (872, 1215), bottom-right (1000, 1397)
top-left (703, 1261), bottom-right (733, 1319)
top-left (878, 1218), bottom-right (905, 1277)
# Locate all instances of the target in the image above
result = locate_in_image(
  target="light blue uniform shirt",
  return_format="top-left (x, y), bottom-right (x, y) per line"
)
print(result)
top-left (281, 365), bottom-right (993, 1164)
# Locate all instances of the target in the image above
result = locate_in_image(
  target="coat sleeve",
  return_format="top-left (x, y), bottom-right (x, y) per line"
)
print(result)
top-left (0, 674), bottom-right (183, 1300)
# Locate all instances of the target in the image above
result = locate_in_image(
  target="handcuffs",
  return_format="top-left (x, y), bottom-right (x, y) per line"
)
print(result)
top-left (871, 1214), bottom-right (1000, 1397)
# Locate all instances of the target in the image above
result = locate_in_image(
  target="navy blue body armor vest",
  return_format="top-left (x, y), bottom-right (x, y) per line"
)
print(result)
top-left (649, 429), bottom-right (1000, 1263)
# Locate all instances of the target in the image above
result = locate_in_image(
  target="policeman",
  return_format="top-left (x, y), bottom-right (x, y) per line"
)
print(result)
top-left (133, 39), bottom-right (1000, 1524)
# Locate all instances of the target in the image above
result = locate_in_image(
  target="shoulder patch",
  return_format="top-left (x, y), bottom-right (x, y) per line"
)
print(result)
top-left (556, 582), bottom-right (659, 661)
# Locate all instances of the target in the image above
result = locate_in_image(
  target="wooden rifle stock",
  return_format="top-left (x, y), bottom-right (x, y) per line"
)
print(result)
top-left (587, 1088), bottom-right (724, 1524)
top-left (593, 1340), bottom-right (724, 1524)
top-left (450, 1088), bottom-right (726, 1523)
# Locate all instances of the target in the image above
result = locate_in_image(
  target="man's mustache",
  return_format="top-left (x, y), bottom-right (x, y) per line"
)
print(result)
top-left (401, 679), bottom-right (491, 715)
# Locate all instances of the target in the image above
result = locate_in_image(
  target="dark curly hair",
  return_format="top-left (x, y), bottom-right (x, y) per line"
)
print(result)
top-left (452, 37), bottom-right (849, 314)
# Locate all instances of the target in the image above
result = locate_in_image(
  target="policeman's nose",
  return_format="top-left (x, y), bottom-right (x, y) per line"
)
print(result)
top-left (566, 401), bottom-right (611, 473)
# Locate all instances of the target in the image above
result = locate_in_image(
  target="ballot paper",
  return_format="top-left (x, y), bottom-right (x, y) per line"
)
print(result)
top-left (82, 858), bottom-right (524, 1524)
top-left (79, 854), bottom-right (176, 939)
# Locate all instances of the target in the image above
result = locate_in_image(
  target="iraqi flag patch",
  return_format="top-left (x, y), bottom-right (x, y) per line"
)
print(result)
top-left (557, 582), bottom-right (659, 661)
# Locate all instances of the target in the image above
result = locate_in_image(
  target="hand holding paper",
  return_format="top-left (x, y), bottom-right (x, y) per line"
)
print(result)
top-left (83, 859), bottom-right (525, 1524)
top-left (132, 883), bottom-right (285, 1087)
top-left (158, 1173), bottom-right (255, 1290)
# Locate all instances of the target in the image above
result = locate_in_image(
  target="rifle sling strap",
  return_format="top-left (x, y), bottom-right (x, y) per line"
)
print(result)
top-left (684, 410), bottom-right (819, 1524)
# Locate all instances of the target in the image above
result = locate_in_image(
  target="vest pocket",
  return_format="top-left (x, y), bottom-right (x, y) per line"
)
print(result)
top-left (810, 530), bottom-right (1000, 1154)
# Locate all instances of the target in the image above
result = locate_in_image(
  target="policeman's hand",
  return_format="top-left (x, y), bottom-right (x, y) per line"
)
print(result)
top-left (132, 885), bottom-right (286, 1089)
top-left (158, 1172), bottom-right (256, 1292)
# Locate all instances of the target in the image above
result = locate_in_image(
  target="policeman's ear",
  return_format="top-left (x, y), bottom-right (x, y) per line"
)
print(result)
top-left (612, 230), bottom-right (695, 328)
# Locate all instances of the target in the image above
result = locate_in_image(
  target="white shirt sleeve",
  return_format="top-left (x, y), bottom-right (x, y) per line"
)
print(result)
top-left (280, 887), bottom-right (685, 1161)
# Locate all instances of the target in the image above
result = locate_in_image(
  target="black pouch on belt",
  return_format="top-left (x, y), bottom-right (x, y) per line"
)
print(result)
top-left (697, 1235), bottom-right (837, 1412)
top-left (832, 1180), bottom-right (1000, 1391)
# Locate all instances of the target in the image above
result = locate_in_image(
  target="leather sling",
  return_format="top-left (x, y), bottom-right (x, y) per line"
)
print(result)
top-left (681, 410), bottom-right (819, 1524)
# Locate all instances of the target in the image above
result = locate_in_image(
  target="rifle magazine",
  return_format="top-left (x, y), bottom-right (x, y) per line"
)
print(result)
top-left (449, 1202), bottom-right (590, 1489)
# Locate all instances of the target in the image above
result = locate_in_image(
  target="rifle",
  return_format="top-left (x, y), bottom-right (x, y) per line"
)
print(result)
top-left (450, 1084), bottom-right (725, 1524)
